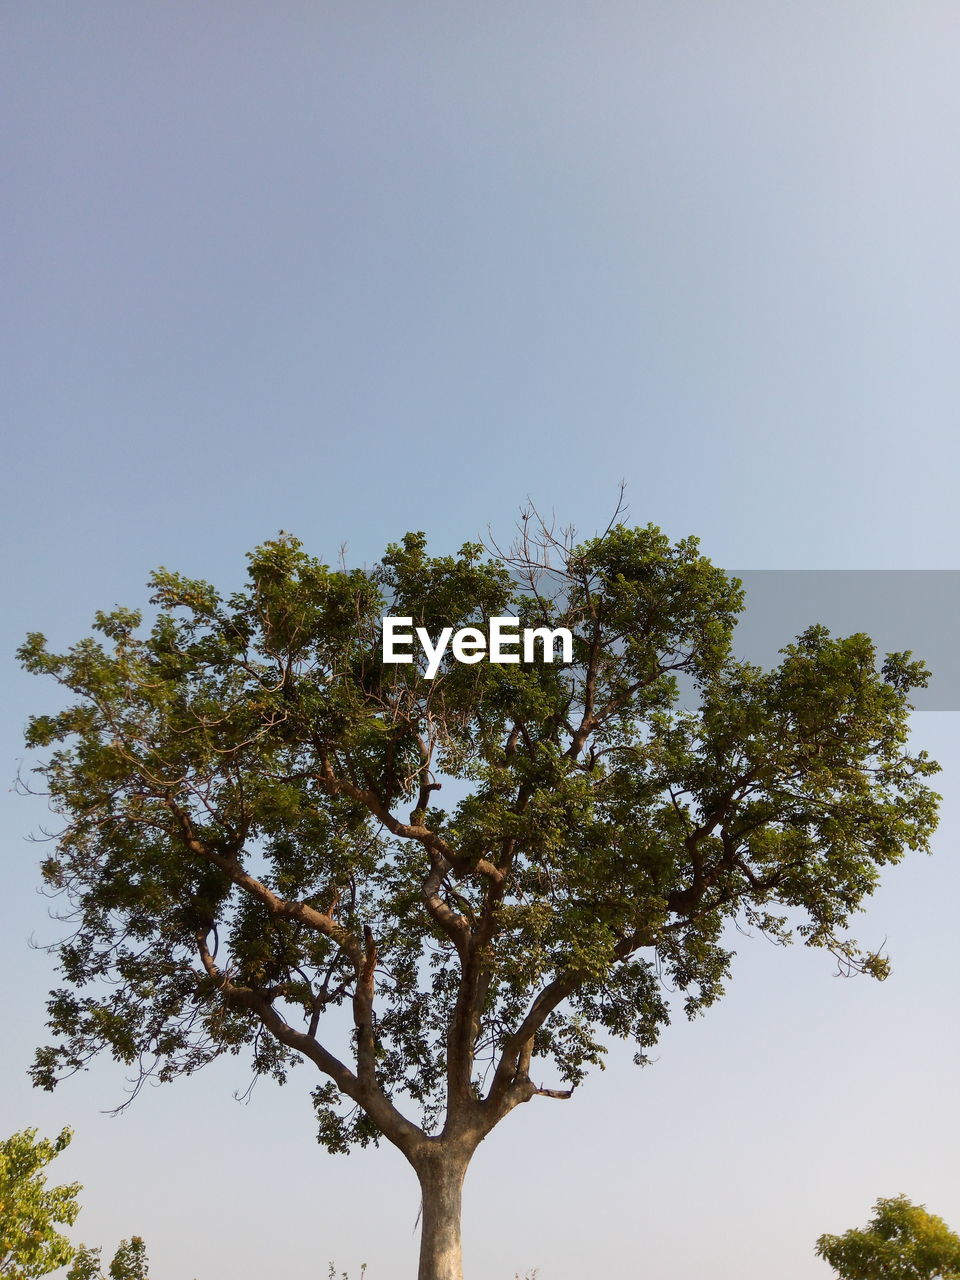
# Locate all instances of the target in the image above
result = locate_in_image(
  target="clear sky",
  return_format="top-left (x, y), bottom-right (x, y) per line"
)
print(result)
top-left (3, 3), bottom-right (959, 1277)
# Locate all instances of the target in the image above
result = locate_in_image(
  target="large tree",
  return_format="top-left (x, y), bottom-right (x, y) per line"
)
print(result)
top-left (18, 516), bottom-right (940, 1280)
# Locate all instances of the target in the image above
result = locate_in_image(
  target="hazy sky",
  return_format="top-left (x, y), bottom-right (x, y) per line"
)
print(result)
top-left (3, 4), bottom-right (959, 1278)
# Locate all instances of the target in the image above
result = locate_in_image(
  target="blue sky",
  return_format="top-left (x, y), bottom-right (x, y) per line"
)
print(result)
top-left (3, 4), bottom-right (959, 1277)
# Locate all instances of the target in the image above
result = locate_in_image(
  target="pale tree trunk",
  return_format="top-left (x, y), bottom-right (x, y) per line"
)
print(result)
top-left (415, 1144), bottom-right (472, 1280)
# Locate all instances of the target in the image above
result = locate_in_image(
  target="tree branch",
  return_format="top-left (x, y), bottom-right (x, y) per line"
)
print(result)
top-left (193, 930), bottom-right (423, 1159)
top-left (165, 797), bottom-right (364, 968)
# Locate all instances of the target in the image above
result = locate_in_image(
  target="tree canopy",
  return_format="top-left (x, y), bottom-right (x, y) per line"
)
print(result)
top-left (18, 516), bottom-right (941, 1280)
top-left (817, 1195), bottom-right (960, 1280)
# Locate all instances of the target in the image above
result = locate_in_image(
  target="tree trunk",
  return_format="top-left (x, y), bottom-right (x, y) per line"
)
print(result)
top-left (416, 1146), bottom-right (470, 1280)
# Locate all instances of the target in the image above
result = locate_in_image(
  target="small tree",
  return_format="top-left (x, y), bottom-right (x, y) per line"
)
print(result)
top-left (0, 1128), bottom-right (80, 1278)
top-left (67, 1238), bottom-right (149, 1280)
top-left (0, 1127), bottom-right (151, 1280)
top-left (816, 1195), bottom-right (960, 1279)
top-left (19, 516), bottom-right (940, 1280)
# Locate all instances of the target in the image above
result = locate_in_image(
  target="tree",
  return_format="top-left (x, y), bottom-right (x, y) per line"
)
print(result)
top-left (18, 515), bottom-right (941, 1280)
top-left (67, 1237), bottom-right (149, 1280)
top-left (817, 1195), bottom-right (960, 1279)
top-left (0, 1128), bottom-right (80, 1278)
top-left (0, 1127), bottom-right (152, 1280)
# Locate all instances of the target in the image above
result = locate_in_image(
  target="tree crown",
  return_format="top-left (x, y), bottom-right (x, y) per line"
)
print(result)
top-left (817, 1195), bottom-right (960, 1280)
top-left (18, 518), bottom-right (940, 1153)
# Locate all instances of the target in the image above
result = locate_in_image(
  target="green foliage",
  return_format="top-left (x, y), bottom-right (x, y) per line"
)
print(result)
top-left (67, 1237), bottom-right (149, 1280)
top-left (0, 1128), bottom-right (80, 1279)
top-left (816, 1195), bottom-right (960, 1279)
top-left (64, 1247), bottom-right (102, 1280)
top-left (0, 1128), bottom-right (152, 1280)
top-left (75, 1237), bottom-right (148, 1280)
top-left (18, 519), bottom-right (940, 1156)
